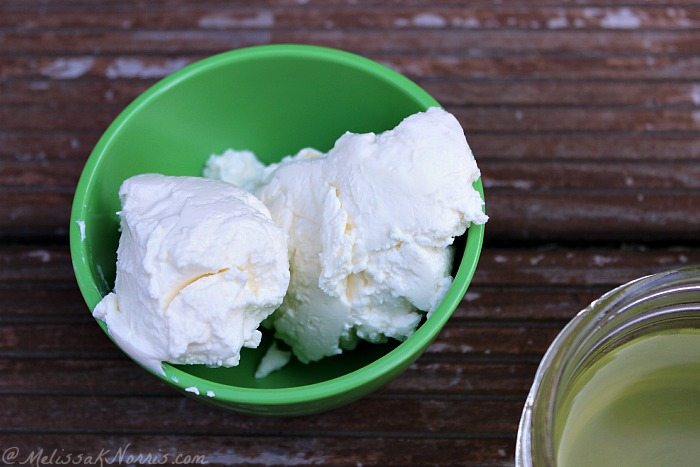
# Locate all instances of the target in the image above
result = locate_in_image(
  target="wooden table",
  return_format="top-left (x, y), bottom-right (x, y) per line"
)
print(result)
top-left (1, 1), bottom-right (698, 465)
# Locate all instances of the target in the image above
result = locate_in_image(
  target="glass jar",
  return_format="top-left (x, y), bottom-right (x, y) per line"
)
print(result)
top-left (516, 266), bottom-right (700, 466)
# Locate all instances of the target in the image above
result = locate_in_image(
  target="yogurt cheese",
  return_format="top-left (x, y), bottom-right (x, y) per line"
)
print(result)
top-left (202, 149), bottom-right (266, 192)
top-left (254, 341), bottom-right (292, 379)
top-left (93, 174), bottom-right (290, 374)
top-left (206, 107), bottom-right (488, 363)
top-left (204, 147), bottom-right (322, 191)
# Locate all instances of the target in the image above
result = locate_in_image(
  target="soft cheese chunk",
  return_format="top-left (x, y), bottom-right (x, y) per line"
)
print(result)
top-left (203, 149), bottom-right (266, 192)
top-left (253, 107), bottom-right (488, 363)
top-left (93, 174), bottom-right (290, 374)
top-left (205, 147), bottom-right (323, 190)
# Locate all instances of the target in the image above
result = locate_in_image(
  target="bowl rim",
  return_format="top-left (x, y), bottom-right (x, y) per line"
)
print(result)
top-left (70, 44), bottom-right (486, 407)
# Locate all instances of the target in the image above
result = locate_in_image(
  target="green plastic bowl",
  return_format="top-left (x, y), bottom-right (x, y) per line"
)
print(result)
top-left (70, 44), bottom-right (486, 416)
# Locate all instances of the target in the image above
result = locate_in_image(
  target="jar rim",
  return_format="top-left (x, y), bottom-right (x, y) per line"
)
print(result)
top-left (516, 265), bottom-right (700, 466)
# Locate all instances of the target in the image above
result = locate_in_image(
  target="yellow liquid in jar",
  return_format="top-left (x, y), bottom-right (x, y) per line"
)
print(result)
top-left (555, 328), bottom-right (700, 467)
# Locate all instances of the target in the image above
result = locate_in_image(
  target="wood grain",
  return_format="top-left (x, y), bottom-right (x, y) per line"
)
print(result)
top-left (0, 321), bottom-right (561, 360)
top-left (0, 358), bottom-right (538, 398)
top-left (2, 5), bottom-right (699, 31)
top-left (3, 30), bottom-right (700, 55)
top-left (468, 133), bottom-right (700, 160)
top-left (1, 0), bottom-right (699, 464)
top-left (5, 104), bottom-right (700, 133)
top-left (4, 54), bottom-right (700, 81)
top-left (382, 55), bottom-right (700, 80)
top-left (2, 132), bottom-right (699, 163)
top-left (3, 78), bottom-right (700, 108)
top-left (0, 394), bottom-right (522, 434)
top-left (488, 192), bottom-right (700, 241)
top-left (0, 434), bottom-right (515, 466)
top-left (1, 0), bottom-right (696, 7)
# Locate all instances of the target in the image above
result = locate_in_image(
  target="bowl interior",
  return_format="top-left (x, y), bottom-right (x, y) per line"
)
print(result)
top-left (72, 46), bottom-right (481, 394)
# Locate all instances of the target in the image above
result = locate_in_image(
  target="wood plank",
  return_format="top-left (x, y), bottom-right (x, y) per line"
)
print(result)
top-left (1, 0), bottom-right (696, 8)
top-left (0, 56), bottom-right (201, 81)
top-left (468, 133), bottom-right (700, 160)
top-left (0, 358), bottom-right (164, 395)
top-left (0, 104), bottom-right (122, 132)
top-left (3, 78), bottom-right (700, 108)
top-left (454, 107), bottom-right (700, 133)
top-left (455, 288), bottom-right (604, 321)
top-left (0, 246), bottom-right (73, 282)
top-left (0, 433), bottom-right (515, 466)
top-left (0, 321), bottom-right (560, 359)
top-left (1, 5), bottom-right (699, 31)
top-left (0, 357), bottom-right (538, 397)
top-left (0, 287), bottom-right (86, 322)
top-left (382, 55), bottom-right (700, 80)
top-left (426, 81), bottom-right (700, 107)
top-left (4, 54), bottom-right (700, 81)
top-left (3, 30), bottom-right (700, 55)
top-left (0, 193), bottom-right (71, 238)
top-left (2, 132), bottom-right (698, 164)
top-left (0, 161), bottom-right (81, 190)
top-left (425, 325), bottom-right (561, 358)
top-left (4, 103), bottom-right (700, 133)
top-left (0, 133), bottom-right (98, 162)
top-left (278, 6), bottom-right (700, 31)
top-left (481, 161), bottom-right (700, 190)
top-left (475, 248), bottom-right (697, 286)
top-left (486, 191), bottom-right (700, 241)
top-left (390, 360), bottom-right (537, 396)
top-left (0, 394), bottom-right (522, 434)
top-left (0, 79), bottom-right (155, 107)
top-left (0, 323), bottom-right (121, 358)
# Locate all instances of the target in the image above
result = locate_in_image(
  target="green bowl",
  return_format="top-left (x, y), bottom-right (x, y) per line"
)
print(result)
top-left (70, 44), bottom-right (486, 416)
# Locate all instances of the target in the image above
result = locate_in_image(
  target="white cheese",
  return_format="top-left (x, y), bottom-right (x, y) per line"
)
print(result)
top-left (254, 341), bottom-right (293, 379)
top-left (205, 147), bottom-right (322, 189)
top-left (206, 108), bottom-right (487, 364)
top-left (93, 174), bottom-right (290, 374)
top-left (203, 149), bottom-right (266, 192)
